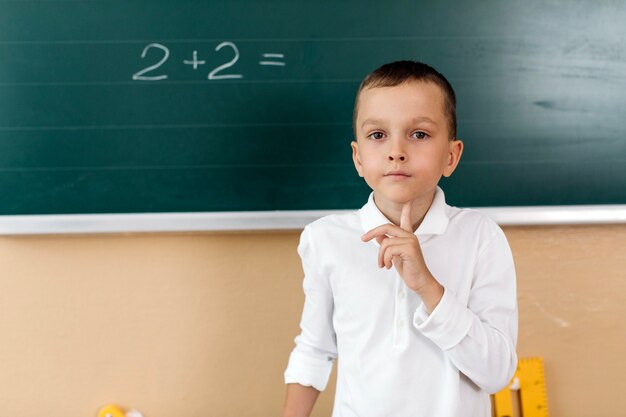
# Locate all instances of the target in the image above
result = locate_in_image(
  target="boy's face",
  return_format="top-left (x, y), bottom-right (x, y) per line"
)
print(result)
top-left (351, 80), bottom-right (463, 207)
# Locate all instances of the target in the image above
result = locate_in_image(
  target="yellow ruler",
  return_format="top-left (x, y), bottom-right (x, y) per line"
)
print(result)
top-left (493, 357), bottom-right (549, 417)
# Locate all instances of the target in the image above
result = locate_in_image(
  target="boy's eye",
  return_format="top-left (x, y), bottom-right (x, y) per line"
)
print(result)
top-left (411, 131), bottom-right (429, 140)
top-left (367, 132), bottom-right (385, 140)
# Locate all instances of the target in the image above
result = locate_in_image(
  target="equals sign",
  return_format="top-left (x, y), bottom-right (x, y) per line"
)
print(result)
top-left (259, 53), bottom-right (286, 66)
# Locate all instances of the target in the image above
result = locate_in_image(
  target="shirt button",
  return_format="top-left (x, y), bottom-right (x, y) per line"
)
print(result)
top-left (397, 319), bottom-right (405, 328)
top-left (398, 290), bottom-right (405, 299)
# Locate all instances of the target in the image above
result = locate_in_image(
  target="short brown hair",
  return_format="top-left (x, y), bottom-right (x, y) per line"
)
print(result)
top-left (353, 60), bottom-right (457, 140)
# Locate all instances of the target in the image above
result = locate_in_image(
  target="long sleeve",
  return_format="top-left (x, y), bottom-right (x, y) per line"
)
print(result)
top-left (413, 227), bottom-right (518, 394)
top-left (284, 226), bottom-right (338, 391)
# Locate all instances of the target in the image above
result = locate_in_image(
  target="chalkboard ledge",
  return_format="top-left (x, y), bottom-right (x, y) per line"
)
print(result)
top-left (1, 205), bottom-right (626, 235)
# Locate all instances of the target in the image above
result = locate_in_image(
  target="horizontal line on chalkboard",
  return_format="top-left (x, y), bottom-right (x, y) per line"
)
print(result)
top-left (0, 36), bottom-right (516, 45)
top-left (0, 122), bottom-right (351, 131)
top-left (0, 163), bottom-right (353, 172)
top-left (1, 159), bottom-right (623, 172)
top-left (0, 79), bottom-right (362, 86)
top-left (0, 120), bottom-right (502, 131)
top-left (461, 158), bottom-right (626, 164)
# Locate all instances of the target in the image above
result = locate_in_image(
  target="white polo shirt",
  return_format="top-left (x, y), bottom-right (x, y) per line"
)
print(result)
top-left (284, 186), bottom-right (518, 417)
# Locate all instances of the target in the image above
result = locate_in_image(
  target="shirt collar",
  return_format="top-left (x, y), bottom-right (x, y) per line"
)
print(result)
top-left (359, 186), bottom-right (450, 238)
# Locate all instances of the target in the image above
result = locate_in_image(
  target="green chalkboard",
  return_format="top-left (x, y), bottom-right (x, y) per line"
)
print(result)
top-left (1, 0), bottom-right (625, 215)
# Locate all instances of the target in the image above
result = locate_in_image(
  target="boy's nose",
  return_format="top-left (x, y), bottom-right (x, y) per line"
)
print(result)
top-left (388, 144), bottom-right (406, 161)
top-left (388, 154), bottom-right (406, 161)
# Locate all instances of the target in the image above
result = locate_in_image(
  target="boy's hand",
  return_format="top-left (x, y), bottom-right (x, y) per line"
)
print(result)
top-left (361, 201), bottom-right (443, 311)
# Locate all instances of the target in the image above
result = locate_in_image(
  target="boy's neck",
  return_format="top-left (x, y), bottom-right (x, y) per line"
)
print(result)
top-left (372, 189), bottom-right (436, 233)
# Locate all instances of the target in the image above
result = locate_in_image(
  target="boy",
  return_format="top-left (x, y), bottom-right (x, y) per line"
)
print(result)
top-left (282, 61), bottom-right (518, 417)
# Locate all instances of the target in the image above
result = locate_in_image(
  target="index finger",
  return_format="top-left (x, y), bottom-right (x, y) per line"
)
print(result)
top-left (361, 223), bottom-right (412, 241)
top-left (400, 200), bottom-right (413, 232)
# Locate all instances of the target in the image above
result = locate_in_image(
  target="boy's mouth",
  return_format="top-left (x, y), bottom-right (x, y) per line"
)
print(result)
top-left (385, 170), bottom-right (411, 177)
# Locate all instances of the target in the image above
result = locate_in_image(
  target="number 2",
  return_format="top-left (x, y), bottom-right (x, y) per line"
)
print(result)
top-left (208, 42), bottom-right (243, 80)
top-left (132, 43), bottom-right (169, 81)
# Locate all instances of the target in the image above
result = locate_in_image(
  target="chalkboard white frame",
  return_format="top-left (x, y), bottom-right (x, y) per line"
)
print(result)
top-left (1, 205), bottom-right (625, 235)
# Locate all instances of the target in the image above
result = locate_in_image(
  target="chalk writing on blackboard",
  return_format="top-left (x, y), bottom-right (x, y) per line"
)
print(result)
top-left (132, 43), bottom-right (170, 81)
top-left (207, 41), bottom-right (242, 80)
top-left (259, 53), bottom-right (286, 66)
top-left (183, 50), bottom-right (205, 70)
top-left (131, 42), bottom-right (286, 81)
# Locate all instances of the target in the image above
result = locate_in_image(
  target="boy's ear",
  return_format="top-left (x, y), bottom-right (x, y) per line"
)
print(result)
top-left (351, 140), bottom-right (364, 178)
top-left (442, 138), bottom-right (464, 178)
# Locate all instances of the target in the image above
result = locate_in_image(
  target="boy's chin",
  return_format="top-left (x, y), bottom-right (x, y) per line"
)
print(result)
top-left (374, 189), bottom-right (417, 204)
top-left (375, 185), bottom-right (439, 205)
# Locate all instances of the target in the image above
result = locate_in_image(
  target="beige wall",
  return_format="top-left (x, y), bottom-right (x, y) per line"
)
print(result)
top-left (0, 225), bottom-right (624, 416)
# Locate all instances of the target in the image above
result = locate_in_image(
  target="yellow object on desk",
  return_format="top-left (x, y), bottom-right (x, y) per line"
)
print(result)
top-left (97, 404), bottom-right (144, 417)
top-left (493, 357), bottom-right (549, 417)
top-left (97, 405), bottom-right (126, 417)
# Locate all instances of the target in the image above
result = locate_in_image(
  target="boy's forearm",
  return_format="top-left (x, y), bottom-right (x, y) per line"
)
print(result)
top-left (282, 383), bottom-right (320, 417)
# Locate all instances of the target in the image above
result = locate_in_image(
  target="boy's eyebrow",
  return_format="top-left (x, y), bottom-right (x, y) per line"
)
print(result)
top-left (361, 117), bottom-right (437, 128)
top-left (361, 118), bottom-right (384, 128)
top-left (409, 117), bottom-right (437, 125)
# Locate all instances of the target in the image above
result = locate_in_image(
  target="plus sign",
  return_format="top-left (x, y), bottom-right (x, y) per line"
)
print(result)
top-left (183, 50), bottom-right (206, 70)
